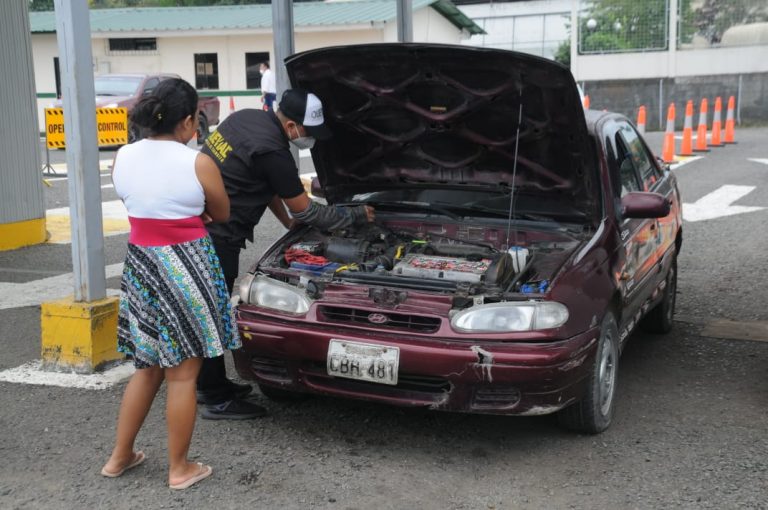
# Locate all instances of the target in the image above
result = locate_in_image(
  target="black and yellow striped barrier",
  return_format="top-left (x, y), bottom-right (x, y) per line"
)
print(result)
top-left (45, 107), bottom-right (129, 149)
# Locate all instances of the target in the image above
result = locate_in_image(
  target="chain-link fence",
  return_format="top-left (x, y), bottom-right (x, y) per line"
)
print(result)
top-left (577, 0), bottom-right (768, 54)
top-left (578, 0), bottom-right (671, 54)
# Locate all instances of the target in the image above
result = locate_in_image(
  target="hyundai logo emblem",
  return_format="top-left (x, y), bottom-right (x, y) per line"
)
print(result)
top-left (367, 313), bottom-right (389, 324)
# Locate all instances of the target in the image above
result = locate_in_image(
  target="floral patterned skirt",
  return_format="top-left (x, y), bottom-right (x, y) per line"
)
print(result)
top-left (117, 235), bottom-right (241, 369)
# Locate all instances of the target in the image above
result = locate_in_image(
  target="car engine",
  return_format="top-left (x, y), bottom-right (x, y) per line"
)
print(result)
top-left (263, 223), bottom-right (523, 294)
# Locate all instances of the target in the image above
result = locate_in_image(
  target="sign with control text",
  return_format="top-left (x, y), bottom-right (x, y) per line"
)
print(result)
top-left (45, 107), bottom-right (128, 148)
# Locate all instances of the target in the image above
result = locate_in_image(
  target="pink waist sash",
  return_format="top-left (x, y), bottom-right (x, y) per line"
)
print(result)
top-left (128, 216), bottom-right (207, 247)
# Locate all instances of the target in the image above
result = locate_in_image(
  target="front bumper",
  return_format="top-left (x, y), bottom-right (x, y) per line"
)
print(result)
top-left (234, 309), bottom-right (599, 416)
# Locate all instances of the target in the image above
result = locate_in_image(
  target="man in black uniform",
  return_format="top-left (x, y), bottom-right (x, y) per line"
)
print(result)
top-left (197, 88), bottom-right (374, 419)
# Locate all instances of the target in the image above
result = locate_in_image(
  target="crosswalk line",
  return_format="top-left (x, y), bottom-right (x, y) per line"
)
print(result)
top-left (0, 263), bottom-right (124, 311)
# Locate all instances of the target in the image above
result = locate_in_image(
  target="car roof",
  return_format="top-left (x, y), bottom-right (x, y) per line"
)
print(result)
top-left (95, 73), bottom-right (180, 79)
top-left (584, 109), bottom-right (631, 134)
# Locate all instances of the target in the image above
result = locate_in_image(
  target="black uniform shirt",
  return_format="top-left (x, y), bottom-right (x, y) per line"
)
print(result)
top-left (201, 109), bottom-right (304, 247)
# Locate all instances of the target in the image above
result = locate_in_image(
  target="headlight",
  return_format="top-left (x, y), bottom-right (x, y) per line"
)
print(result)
top-left (239, 274), bottom-right (310, 315)
top-left (451, 301), bottom-right (569, 332)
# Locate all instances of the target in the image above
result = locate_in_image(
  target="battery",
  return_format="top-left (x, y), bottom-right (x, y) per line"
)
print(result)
top-left (393, 254), bottom-right (492, 284)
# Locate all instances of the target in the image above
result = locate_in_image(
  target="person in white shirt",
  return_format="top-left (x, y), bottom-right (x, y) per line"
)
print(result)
top-left (260, 62), bottom-right (276, 110)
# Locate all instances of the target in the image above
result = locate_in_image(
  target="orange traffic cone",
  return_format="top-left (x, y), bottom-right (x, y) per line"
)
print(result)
top-left (229, 96), bottom-right (235, 114)
top-left (583, 95), bottom-right (590, 109)
top-left (710, 96), bottom-right (724, 147)
top-left (636, 105), bottom-right (646, 135)
top-left (662, 103), bottom-right (676, 164)
top-left (724, 95), bottom-right (737, 144)
top-left (680, 100), bottom-right (694, 156)
top-left (694, 98), bottom-right (709, 152)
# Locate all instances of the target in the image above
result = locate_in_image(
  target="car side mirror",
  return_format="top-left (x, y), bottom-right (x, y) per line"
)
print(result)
top-left (310, 176), bottom-right (325, 198)
top-left (621, 191), bottom-right (670, 219)
top-left (655, 155), bottom-right (671, 173)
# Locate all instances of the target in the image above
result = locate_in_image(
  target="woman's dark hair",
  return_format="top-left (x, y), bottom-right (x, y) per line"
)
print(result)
top-left (130, 78), bottom-right (198, 135)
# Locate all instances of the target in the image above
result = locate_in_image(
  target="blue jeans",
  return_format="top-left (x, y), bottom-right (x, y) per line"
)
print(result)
top-left (263, 92), bottom-right (276, 110)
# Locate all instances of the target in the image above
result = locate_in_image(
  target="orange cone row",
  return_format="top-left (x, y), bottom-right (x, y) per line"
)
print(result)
top-left (646, 95), bottom-right (737, 163)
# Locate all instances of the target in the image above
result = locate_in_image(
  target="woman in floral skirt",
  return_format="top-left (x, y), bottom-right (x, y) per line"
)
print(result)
top-left (100, 78), bottom-right (238, 490)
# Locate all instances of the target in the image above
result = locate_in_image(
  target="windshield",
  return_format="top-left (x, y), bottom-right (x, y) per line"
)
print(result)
top-left (94, 76), bottom-right (142, 96)
top-left (344, 188), bottom-right (592, 224)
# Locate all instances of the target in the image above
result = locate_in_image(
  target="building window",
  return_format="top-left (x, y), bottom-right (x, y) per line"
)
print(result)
top-left (195, 53), bottom-right (219, 90)
top-left (108, 38), bottom-right (157, 52)
top-left (245, 52), bottom-right (270, 89)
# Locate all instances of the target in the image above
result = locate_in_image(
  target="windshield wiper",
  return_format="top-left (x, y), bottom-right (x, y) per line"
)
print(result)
top-left (338, 200), bottom-right (461, 220)
top-left (434, 202), bottom-right (587, 224)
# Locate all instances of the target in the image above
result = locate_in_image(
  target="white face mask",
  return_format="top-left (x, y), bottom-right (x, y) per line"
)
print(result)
top-left (289, 125), bottom-right (316, 150)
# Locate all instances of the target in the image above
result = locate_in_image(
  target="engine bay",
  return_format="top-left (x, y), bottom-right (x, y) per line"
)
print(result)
top-left (259, 221), bottom-right (584, 297)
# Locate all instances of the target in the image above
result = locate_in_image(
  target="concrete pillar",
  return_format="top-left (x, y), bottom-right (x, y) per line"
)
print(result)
top-left (40, 0), bottom-right (120, 373)
top-left (0, 0), bottom-right (46, 251)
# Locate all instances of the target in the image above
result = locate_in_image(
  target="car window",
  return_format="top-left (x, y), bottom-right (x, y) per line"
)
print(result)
top-left (614, 134), bottom-right (641, 197)
top-left (617, 122), bottom-right (659, 191)
top-left (94, 76), bottom-right (142, 96)
top-left (143, 77), bottom-right (160, 96)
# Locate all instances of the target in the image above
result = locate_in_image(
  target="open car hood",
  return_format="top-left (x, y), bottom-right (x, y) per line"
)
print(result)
top-left (286, 44), bottom-right (599, 220)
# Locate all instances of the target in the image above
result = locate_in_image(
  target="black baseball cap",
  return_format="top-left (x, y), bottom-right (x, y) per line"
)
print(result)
top-left (278, 88), bottom-right (332, 140)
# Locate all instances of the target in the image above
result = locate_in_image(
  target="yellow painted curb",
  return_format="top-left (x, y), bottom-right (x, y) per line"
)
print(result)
top-left (41, 296), bottom-right (122, 374)
top-left (45, 215), bottom-right (129, 244)
top-left (0, 217), bottom-right (46, 251)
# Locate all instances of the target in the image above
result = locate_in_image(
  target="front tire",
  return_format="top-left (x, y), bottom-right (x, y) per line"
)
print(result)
top-left (558, 311), bottom-right (619, 434)
top-left (640, 259), bottom-right (677, 334)
top-left (127, 122), bottom-right (142, 144)
top-left (196, 114), bottom-right (209, 145)
top-left (258, 384), bottom-right (308, 402)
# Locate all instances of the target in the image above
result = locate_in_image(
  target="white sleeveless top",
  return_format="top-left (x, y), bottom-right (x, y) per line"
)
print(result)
top-left (113, 139), bottom-right (205, 219)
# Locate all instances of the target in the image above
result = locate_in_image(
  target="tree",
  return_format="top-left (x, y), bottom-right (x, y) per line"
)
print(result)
top-left (553, 39), bottom-right (570, 68)
top-left (692, 0), bottom-right (768, 44)
top-left (577, 0), bottom-right (694, 53)
top-left (28, 0), bottom-right (54, 11)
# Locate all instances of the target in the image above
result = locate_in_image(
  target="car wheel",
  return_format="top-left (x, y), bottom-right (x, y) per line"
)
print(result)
top-left (128, 123), bottom-right (142, 144)
top-left (196, 114), bottom-right (209, 145)
top-left (558, 311), bottom-right (619, 434)
top-left (257, 384), bottom-right (308, 402)
top-left (640, 259), bottom-right (677, 334)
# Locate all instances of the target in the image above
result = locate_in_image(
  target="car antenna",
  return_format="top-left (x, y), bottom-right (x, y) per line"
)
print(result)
top-left (505, 98), bottom-right (524, 250)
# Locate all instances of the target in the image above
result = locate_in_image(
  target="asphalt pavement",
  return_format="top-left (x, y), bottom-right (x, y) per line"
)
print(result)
top-left (0, 130), bottom-right (766, 509)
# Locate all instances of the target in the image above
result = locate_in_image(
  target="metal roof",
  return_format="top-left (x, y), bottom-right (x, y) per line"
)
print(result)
top-left (29, 0), bottom-right (484, 35)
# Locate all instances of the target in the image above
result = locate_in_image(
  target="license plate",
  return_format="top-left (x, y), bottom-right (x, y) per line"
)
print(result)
top-left (327, 339), bottom-right (399, 385)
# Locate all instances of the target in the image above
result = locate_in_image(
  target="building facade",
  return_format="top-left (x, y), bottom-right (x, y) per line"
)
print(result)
top-left (29, 0), bottom-right (483, 130)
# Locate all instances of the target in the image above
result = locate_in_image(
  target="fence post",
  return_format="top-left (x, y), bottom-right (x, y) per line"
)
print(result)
top-left (737, 75), bottom-right (743, 126)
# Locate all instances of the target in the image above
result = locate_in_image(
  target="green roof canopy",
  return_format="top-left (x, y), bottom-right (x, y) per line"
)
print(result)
top-left (29, 0), bottom-right (484, 36)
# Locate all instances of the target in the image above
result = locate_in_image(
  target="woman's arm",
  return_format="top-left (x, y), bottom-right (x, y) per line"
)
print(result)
top-left (195, 152), bottom-right (230, 222)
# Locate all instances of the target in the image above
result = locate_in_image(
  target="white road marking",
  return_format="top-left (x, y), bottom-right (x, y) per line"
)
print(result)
top-left (0, 263), bottom-right (124, 310)
top-left (683, 185), bottom-right (765, 222)
top-left (748, 158), bottom-right (768, 166)
top-left (42, 159), bottom-right (114, 179)
top-left (44, 173), bottom-right (112, 183)
top-left (0, 360), bottom-right (134, 390)
top-left (101, 184), bottom-right (114, 189)
top-left (668, 156), bottom-right (702, 170)
top-left (47, 199), bottom-right (126, 220)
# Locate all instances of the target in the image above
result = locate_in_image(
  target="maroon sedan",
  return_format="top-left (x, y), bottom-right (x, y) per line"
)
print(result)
top-left (54, 73), bottom-right (220, 143)
top-left (233, 44), bottom-right (682, 434)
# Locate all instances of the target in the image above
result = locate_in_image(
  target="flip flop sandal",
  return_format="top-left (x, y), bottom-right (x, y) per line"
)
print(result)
top-left (169, 463), bottom-right (213, 490)
top-left (101, 451), bottom-right (146, 478)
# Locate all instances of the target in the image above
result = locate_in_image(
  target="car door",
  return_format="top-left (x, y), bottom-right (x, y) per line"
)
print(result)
top-left (604, 119), bottom-right (660, 336)
top-left (624, 124), bottom-right (680, 266)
